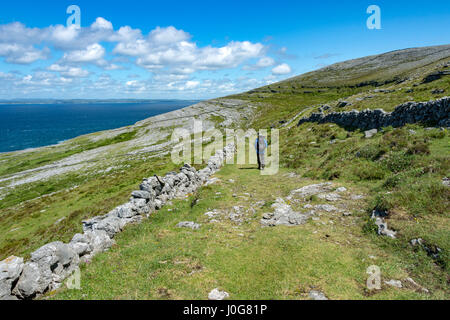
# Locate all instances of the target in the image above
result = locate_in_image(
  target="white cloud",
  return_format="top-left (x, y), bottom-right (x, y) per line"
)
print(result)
top-left (63, 67), bottom-right (89, 78)
top-left (272, 63), bottom-right (292, 75)
top-left (91, 17), bottom-right (113, 30)
top-left (63, 43), bottom-right (105, 63)
top-left (0, 18), bottom-right (291, 98)
top-left (48, 64), bottom-right (89, 77)
top-left (149, 26), bottom-right (191, 44)
top-left (0, 20), bottom-right (267, 74)
top-left (48, 25), bottom-right (80, 46)
top-left (256, 57), bottom-right (275, 68)
top-left (195, 41), bottom-right (264, 70)
top-left (243, 56), bottom-right (275, 70)
top-left (114, 26), bottom-right (265, 73)
top-left (185, 80), bottom-right (200, 89)
top-left (0, 43), bottom-right (49, 64)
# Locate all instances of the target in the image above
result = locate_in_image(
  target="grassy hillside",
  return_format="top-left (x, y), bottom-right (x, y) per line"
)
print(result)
top-left (52, 163), bottom-right (447, 300)
top-left (1, 45), bottom-right (449, 300)
top-left (0, 100), bottom-right (252, 260)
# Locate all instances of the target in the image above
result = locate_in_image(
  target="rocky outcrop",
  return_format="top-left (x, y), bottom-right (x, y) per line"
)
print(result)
top-left (208, 288), bottom-right (229, 300)
top-left (422, 71), bottom-right (450, 84)
top-left (176, 221), bottom-right (201, 230)
top-left (260, 198), bottom-right (313, 227)
top-left (297, 97), bottom-right (450, 130)
top-left (0, 256), bottom-right (24, 300)
top-left (0, 143), bottom-right (236, 300)
top-left (371, 210), bottom-right (397, 239)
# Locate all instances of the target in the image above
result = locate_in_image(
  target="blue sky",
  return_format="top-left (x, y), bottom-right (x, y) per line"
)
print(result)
top-left (0, 0), bottom-right (448, 99)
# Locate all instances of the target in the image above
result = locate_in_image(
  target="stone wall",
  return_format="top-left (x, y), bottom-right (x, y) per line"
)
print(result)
top-left (297, 97), bottom-right (449, 130)
top-left (0, 143), bottom-right (236, 300)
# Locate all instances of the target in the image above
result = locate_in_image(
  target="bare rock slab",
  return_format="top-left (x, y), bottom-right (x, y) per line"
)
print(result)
top-left (261, 198), bottom-right (313, 227)
top-left (208, 288), bottom-right (229, 300)
top-left (309, 290), bottom-right (328, 300)
top-left (176, 221), bottom-right (201, 230)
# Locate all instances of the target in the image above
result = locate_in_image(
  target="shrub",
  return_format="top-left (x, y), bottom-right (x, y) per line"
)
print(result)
top-left (425, 129), bottom-right (446, 139)
top-left (383, 152), bottom-right (413, 173)
top-left (382, 128), bottom-right (409, 149)
top-left (371, 194), bottom-right (395, 213)
top-left (383, 174), bottom-right (401, 189)
top-left (321, 168), bottom-right (341, 180)
top-left (407, 140), bottom-right (430, 155)
top-left (362, 218), bottom-right (378, 235)
top-left (357, 143), bottom-right (387, 160)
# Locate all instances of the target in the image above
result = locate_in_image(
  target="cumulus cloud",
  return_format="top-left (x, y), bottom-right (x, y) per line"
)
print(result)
top-left (256, 57), bottom-right (275, 68)
top-left (91, 17), bottom-right (113, 30)
top-left (63, 43), bottom-right (105, 63)
top-left (0, 19), bottom-right (267, 73)
top-left (272, 63), bottom-right (292, 75)
top-left (0, 43), bottom-right (50, 64)
top-left (0, 18), bottom-right (294, 98)
top-left (243, 56), bottom-right (275, 70)
top-left (48, 64), bottom-right (89, 77)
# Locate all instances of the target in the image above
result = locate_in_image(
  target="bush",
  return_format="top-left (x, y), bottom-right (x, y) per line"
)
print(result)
top-left (407, 140), bottom-right (430, 155)
top-left (371, 194), bottom-right (395, 214)
top-left (383, 152), bottom-right (413, 173)
top-left (383, 174), bottom-right (401, 189)
top-left (362, 218), bottom-right (378, 235)
top-left (425, 129), bottom-right (446, 139)
top-left (357, 143), bottom-right (387, 160)
top-left (383, 128), bottom-right (409, 149)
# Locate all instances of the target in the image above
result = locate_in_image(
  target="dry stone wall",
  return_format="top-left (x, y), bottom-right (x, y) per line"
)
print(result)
top-left (0, 143), bottom-right (236, 300)
top-left (297, 97), bottom-right (450, 130)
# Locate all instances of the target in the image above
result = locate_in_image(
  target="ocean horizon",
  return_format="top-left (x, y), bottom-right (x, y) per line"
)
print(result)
top-left (0, 100), bottom-right (197, 153)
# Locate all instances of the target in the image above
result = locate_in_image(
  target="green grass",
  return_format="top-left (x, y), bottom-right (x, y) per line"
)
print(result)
top-left (51, 164), bottom-right (447, 300)
top-left (0, 153), bottom-right (181, 261)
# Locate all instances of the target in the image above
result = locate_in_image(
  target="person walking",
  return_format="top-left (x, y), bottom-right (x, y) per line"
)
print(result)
top-left (255, 134), bottom-right (268, 170)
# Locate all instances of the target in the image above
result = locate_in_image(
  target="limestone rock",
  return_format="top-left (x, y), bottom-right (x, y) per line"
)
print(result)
top-left (288, 182), bottom-right (333, 199)
top-left (365, 129), bottom-right (378, 138)
top-left (385, 280), bottom-right (402, 288)
top-left (403, 277), bottom-right (429, 293)
top-left (371, 211), bottom-right (397, 239)
top-left (0, 256), bottom-right (24, 300)
top-left (176, 221), bottom-right (201, 230)
top-left (314, 204), bottom-right (339, 212)
top-left (443, 177), bottom-right (450, 187)
top-left (309, 290), bottom-right (328, 300)
top-left (261, 198), bottom-right (313, 227)
top-left (84, 230), bottom-right (115, 256)
top-left (13, 261), bottom-right (52, 299)
top-left (318, 193), bottom-right (341, 201)
top-left (131, 190), bottom-right (152, 200)
top-left (208, 288), bottom-right (229, 300)
top-left (94, 216), bottom-right (123, 238)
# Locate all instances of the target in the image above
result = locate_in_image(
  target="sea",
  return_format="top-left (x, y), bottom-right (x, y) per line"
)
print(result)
top-left (0, 100), bottom-right (196, 153)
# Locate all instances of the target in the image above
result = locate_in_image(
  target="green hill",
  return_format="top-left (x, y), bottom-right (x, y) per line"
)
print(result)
top-left (1, 45), bottom-right (449, 300)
